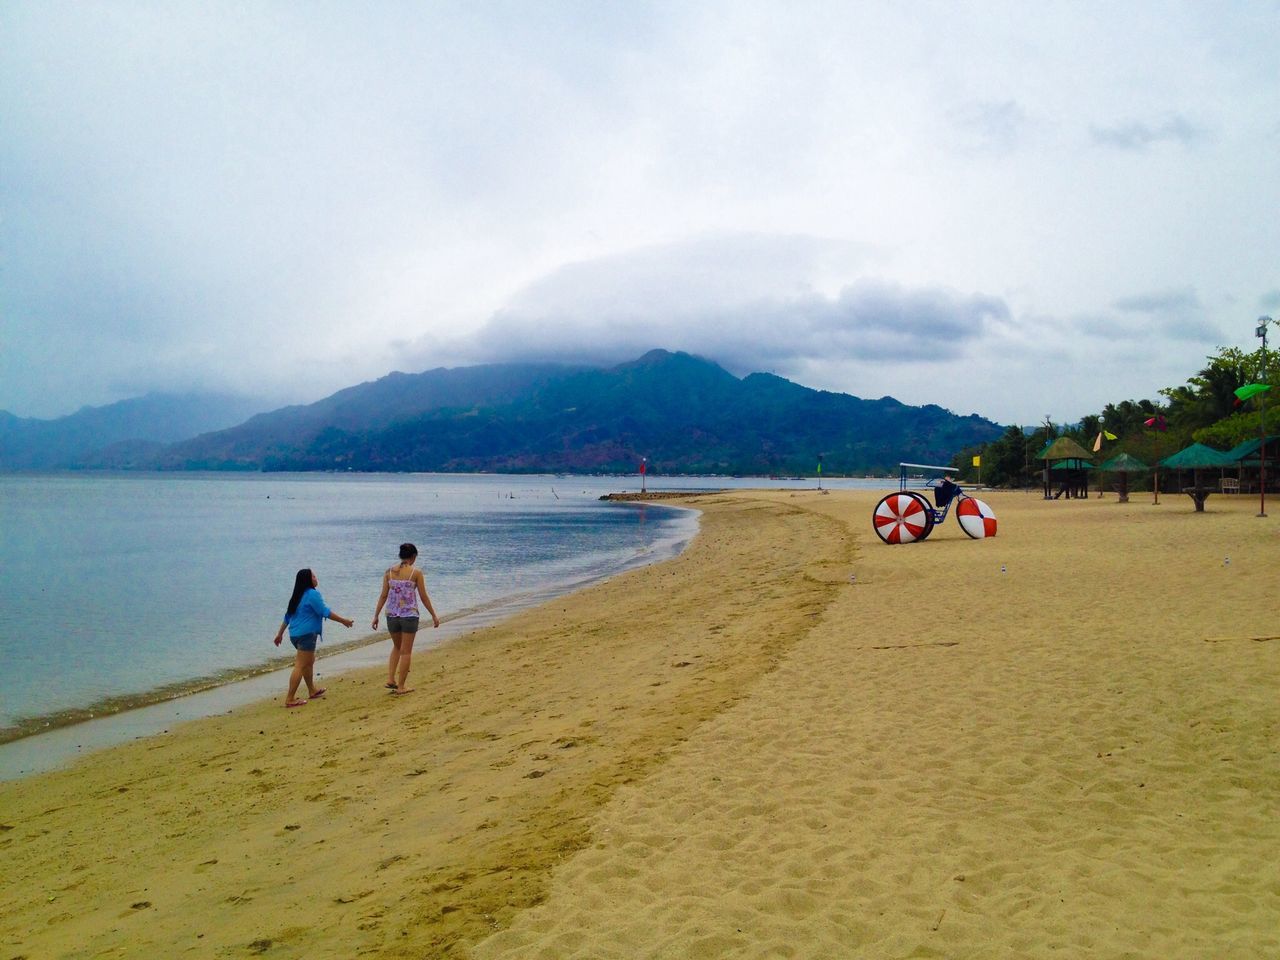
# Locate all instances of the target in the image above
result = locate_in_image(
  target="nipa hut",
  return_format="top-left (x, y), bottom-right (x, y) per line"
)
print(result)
top-left (1038, 436), bottom-right (1095, 500)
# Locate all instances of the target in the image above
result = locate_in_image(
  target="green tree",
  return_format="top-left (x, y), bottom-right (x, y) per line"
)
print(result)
top-left (1100, 399), bottom-right (1160, 439)
top-left (1146, 343), bottom-right (1279, 450)
top-left (986, 424), bottom-right (1034, 487)
top-left (1159, 347), bottom-right (1256, 434)
top-left (1194, 410), bottom-right (1267, 449)
top-left (952, 424), bottom-right (1045, 488)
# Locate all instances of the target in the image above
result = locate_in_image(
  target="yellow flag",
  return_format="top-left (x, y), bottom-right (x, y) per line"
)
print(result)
top-left (972, 455), bottom-right (981, 467)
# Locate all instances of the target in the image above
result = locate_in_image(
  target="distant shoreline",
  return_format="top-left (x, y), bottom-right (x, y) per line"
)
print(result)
top-left (600, 489), bottom-right (727, 501)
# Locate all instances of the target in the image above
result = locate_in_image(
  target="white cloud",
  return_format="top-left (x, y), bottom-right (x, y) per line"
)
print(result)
top-left (455, 235), bottom-right (1007, 370)
top-left (1, 1), bottom-right (1277, 423)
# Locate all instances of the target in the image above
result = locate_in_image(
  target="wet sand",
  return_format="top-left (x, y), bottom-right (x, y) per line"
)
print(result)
top-left (1, 489), bottom-right (1277, 958)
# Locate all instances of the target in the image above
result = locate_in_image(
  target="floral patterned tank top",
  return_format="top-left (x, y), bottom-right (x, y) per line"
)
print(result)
top-left (386, 571), bottom-right (419, 618)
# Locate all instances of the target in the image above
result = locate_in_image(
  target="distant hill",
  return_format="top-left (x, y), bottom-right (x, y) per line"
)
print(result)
top-left (0, 393), bottom-right (270, 470)
top-left (155, 351), bottom-right (1002, 475)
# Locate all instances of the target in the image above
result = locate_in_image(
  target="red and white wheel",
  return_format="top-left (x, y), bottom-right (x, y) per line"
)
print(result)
top-left (956, 496), bottom-right (997, 539)
top-left (873, 491), bottom-right (935, 544)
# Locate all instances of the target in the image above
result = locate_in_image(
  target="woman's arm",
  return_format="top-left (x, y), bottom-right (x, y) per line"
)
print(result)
top-left (415, 570), bottom-right (441, 628)
top-left (306, 589), bottom-right (349, 628)
top-left (372, 570), bottom-right (390, 629)
top-left (273, 619), bottom-right (287, 647)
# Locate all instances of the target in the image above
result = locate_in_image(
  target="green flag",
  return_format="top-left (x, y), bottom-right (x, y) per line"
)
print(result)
top-left (1234, 383), bottom-right (1272, 405)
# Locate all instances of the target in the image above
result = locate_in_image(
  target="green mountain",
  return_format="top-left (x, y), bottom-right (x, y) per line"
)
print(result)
top-left (0, 393), bottom-right (269, 470)
top-left (156, 350), bottom-right (1002, 475)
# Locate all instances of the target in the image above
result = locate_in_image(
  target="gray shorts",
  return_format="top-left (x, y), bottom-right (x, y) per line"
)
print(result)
top-left (386, 616), bottom-right (419, 635)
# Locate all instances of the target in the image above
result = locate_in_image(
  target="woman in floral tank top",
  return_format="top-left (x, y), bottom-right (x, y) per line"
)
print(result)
top-left (371, 542), bottom-right (440, 694)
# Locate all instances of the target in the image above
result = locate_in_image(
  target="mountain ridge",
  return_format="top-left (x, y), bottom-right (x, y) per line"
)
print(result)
top-left (0, 393), bottom-right (270, 470)
top-left (0, 352), bottom-right (1003, 474)
top-left (155, 350), bottom-right (1002, 474)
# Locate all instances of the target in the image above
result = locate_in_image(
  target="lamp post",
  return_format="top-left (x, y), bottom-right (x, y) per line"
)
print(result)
top-left (1257, 316), bottom-right (1271, 518)
top-left (1023, 426), bottom-right (1029, 494)
top-left (640, 456), bottom-right (647, 494)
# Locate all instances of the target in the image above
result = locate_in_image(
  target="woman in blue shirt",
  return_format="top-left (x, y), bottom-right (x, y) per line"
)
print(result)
top-left (272, 568), bottom-right (353, 707)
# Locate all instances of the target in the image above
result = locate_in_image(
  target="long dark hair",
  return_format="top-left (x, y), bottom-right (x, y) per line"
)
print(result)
top-left (286, 568), bottom-right (313, 618)
top-left (399, 543), bottom-right (418, 561)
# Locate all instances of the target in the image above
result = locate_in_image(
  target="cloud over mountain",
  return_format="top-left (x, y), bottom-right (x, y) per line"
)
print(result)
top-left (458, 236), bottom-right (1010, 375)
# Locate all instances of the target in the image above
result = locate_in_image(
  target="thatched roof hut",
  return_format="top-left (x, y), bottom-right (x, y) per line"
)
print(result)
top-left (1158, 443), bottom-right (1236, 511)
top-left (1039, 436), bottom-right (1094, 463)
top-left (1097, 452), bottom-right (1149, 503)
top-left (1039, 436), bottom-right (1094, 499)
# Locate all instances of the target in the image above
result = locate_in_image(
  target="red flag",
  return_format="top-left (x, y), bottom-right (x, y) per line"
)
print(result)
top-left (1143, 416), bottom-right (1167, 431)
top-left (639, 460), bottom-right (646, 474)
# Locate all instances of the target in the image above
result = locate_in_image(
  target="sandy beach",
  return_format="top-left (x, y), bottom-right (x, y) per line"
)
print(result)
top-left (2, 488), bottom-right (1277, 958)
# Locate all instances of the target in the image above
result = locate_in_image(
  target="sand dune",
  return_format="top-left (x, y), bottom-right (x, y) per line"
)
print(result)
top-left (2, 489), bottom-right (1277, 958)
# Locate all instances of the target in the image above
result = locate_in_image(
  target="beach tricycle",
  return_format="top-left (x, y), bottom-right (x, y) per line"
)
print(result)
top-left (873, 463), bottom-right (997, 544)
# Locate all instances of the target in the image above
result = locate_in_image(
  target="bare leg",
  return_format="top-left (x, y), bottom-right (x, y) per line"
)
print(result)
top-left (393, 632), bottom-right (418, 693)
top-left (386, 632), bottom-right (403, 687)
top-left (299, 650), bottom-right (319, 697)
top-left (286, 652), bottom-right (306, 704)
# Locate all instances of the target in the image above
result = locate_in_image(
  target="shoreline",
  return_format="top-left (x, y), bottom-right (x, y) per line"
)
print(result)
top-left (3, 490), bottom-right (1277, 958)
top-left (0, 504), bottom-right (700, 777)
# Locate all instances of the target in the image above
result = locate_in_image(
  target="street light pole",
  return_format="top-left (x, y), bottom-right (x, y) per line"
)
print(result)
top-left (1257, 316), bottom-right (1271, 518)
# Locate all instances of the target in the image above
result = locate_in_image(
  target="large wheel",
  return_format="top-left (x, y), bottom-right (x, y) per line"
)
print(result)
top-left (873, 491), bottom-right (935, 544)
top-left (956, 496), bottom-right (997, 539)
top-left (912, 491), bottom-right (938, 540)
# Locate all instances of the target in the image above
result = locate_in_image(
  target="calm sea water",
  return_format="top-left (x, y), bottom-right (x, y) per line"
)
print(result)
top-left (0, 473), bottom-right (704, 732)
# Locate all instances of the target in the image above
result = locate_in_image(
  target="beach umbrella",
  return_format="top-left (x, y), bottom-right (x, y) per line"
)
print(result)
top-left (1225, 439), bottom-right (1257, 461)
top-left (1097, 452), bottom-right (1148, 502)
top-left (1159, 443), bottom-right (1237, 511)
top-left (1098, 452), bottom-right (1149, 471)
top-left (1225, 434), bottom-right (1280, 468)
top-left (1159, 443), bottom-right (1237, 470)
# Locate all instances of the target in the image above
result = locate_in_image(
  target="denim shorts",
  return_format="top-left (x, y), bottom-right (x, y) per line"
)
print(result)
top-left (290, 632), bottom-right (318, 652)
top-left (386, 616), bottom-right (419, 634)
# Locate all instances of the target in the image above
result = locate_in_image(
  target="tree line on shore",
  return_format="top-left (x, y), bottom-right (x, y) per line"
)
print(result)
top-left (950, 344), bottom-right (1279, 488)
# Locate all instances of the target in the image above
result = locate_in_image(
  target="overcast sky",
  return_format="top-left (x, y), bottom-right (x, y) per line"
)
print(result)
top-left (3, 1), bottom-right (1278, 424)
